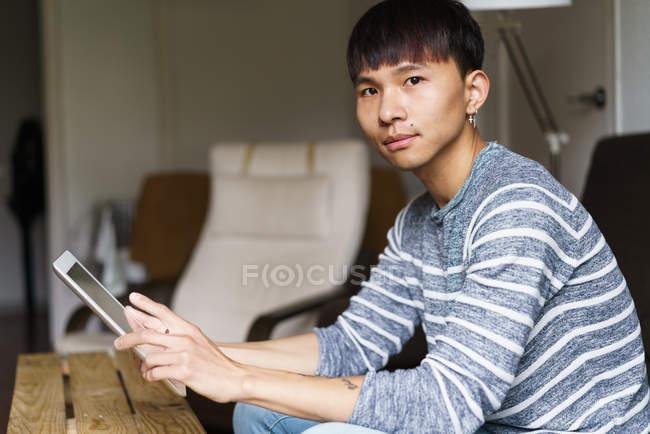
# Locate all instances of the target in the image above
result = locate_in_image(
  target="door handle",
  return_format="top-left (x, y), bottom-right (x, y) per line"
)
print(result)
top-left (568, 86), bottom-right (606, 110)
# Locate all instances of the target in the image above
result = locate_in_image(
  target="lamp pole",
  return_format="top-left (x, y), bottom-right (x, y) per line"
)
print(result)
top-left (496, 12), bottom-right (569, 180)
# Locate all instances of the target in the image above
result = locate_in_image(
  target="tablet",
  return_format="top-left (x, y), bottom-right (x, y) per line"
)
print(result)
top-left (53, 250), bottom-right (186, 397)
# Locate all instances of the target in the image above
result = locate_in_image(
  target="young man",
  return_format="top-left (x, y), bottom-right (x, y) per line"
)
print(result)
top-left (114, 0), bottom-right (650, 432)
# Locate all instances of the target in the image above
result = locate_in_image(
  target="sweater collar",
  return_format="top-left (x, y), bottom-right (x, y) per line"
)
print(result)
top-left (430, 141), bottom-right (500, 224)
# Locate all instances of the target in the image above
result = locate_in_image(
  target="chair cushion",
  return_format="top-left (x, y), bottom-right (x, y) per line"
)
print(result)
top-left (211, 174), bottom-right (331, 239)
top-left (172, 140), bottom-right (369, 343)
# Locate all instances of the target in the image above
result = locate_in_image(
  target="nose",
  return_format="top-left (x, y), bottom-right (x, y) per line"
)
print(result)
top-left (378, 89), bottom-right (407, 125)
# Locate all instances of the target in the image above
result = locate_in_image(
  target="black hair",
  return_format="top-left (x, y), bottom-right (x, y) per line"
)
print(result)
top-left (347, 0), bottom-right (484, 81)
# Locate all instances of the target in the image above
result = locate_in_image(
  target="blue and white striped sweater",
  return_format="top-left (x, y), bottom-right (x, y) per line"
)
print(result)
top-left (314, 142), bottom-right (649, 433)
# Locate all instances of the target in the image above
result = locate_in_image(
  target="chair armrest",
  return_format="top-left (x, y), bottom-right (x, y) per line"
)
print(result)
top-left (65, 279), bottom-right (177, 333)
top-left (246, 281), bottom-right (359, 342)
top-left (245, 249), bottom-right (376, 342)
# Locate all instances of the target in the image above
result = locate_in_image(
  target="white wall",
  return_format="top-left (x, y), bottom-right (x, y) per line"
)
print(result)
top-left (59, 0), bottom-right (163, 230)
top-left (158, 0), bottom-right (361, 171)
top-left (616, 0), bottom-right (650, 134)
top-left (0, 0), bottom-right (45, 311)
top-left (44, 0), bottom-right (163, 341)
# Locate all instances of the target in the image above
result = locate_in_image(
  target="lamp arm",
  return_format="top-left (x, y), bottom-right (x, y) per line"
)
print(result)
top-left (498, 27), bottom-right (553, 135)
top-left (511, 31), bottom-right (561, 134)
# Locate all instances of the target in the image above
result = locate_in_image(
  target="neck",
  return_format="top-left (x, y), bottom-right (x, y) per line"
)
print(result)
top-left (413, 125), bottom-right (487, 209)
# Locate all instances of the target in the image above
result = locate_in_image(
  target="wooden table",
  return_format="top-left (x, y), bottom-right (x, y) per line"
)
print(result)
top-left (7, 351), bottom-right (205, 433)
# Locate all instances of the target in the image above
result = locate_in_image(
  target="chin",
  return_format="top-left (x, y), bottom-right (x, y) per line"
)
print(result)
top-left (382, 150), bottom-right (430, 172)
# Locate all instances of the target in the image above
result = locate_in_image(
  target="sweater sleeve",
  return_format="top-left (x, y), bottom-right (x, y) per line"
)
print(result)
top-left (313, 205), bottom-right (422, 377)
top-left (347, 187), bottom-right (576, 433)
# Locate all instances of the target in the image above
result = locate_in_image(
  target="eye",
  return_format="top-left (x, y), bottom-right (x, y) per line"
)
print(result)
top-left (360, 87), bottom-right (378, 97)
top-left (405, 76), bottom-right (422, 86)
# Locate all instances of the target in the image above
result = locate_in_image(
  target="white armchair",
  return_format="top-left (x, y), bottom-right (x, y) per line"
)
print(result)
top-left (57, 139), bottom-right (370, 351)
top-left (173, 139), bottom-right (370, 342)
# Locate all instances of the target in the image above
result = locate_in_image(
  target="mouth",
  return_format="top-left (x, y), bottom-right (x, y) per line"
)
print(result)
top-left (382, 134), bottom-right (418, 152)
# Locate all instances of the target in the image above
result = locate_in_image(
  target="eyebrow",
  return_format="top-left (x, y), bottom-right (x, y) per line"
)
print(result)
top-left (353, 63), bottom-right (427, 87)
top-left (394, 63), bottom-right (427, 74)
top-left (353, 76), bottom-right (373, 87)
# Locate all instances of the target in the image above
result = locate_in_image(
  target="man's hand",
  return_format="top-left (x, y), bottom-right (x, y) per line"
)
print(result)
top-left (114, 292), bottom-right (362, 422)
top-left (114, 292), bottom-right (247, 403)
top-left (122, 301), bottom-right (167, 357)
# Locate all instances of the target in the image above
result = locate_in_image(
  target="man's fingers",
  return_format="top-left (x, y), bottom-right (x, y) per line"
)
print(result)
top-left (143, 365), bottom-right (182, 382)
top-left (114, 329), bottom-right (188, 351)
top-left (143, 350), bottom-right (184, 369)
top-left (129, 292), bottom-right (177, 326)
top-left (124, 305), bottom-right (165, 332)
top-left (136, 343), bottom-right (165, 354)
top-left (124, 306), bottom-right (146, 332)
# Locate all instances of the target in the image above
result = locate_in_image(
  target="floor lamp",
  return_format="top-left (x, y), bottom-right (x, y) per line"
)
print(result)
top-left (463, 0), bottom-right (572, 181)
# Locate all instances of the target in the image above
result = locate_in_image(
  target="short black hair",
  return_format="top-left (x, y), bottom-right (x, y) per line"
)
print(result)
top-left (347, 0), bottom-right (484, 81)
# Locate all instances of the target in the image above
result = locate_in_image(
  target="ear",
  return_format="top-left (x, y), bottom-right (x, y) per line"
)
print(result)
top-left (464, 69), bottom-right (490, 115)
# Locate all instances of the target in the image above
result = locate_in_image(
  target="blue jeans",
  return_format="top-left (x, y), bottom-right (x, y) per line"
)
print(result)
top-left (233, 403), bottom-right (386, 433)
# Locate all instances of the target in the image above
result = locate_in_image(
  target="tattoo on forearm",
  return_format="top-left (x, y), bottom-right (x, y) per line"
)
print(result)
top-left (341, 378), bottom-right (358, 390)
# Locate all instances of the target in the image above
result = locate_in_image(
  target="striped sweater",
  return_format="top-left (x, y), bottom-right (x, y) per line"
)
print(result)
top-left (313, 142), bottom-right (650, 433)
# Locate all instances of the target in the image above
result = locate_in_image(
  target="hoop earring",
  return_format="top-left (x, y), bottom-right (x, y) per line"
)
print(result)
top-left (468, 109), bottom-right (478, 128)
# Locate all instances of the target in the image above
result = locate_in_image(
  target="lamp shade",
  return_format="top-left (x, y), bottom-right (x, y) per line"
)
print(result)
top-left (463, 0), bottom-right (571, 10)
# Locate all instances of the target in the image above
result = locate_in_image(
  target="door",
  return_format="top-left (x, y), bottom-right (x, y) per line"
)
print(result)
top-left (484, 0), bottom-right (615, 197)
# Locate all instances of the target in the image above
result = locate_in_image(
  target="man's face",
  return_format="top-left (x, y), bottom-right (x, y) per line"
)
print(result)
top-left (354, 59), bottom-right (468, 171)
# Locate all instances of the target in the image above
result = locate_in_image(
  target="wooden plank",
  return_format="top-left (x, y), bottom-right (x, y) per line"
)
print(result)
top-left (68, 352), bottom-right (139, 433)
top-left (67, 418), bottom-right (77, 433)
top-left (7, 353), bottom-right (66, 433)
top-left (115, 350), bottom-right (206, 433)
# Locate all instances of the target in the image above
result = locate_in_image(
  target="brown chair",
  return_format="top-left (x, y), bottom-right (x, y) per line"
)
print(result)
top-left (62, 171), bottom-right (210, 341)
top-left (361, 167), bottom-right (408, 258)
top-left (581, 132), bottom-right (650, 362)
top-left (130, 172), bottom-right (210, 284)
